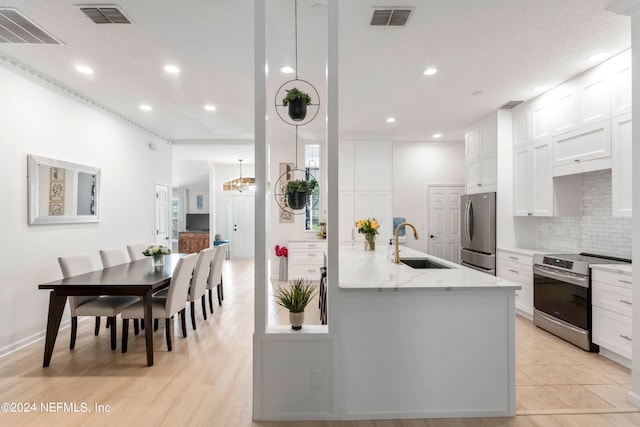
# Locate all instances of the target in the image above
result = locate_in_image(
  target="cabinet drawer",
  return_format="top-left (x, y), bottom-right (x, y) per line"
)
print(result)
top-left (593, 307), bottom-right (632, 360)
top-left (497, 260), bottom-right (532, 284)
top-left (592, 270), bottom-right (632, 289)
top-left (288, 241), bottom-right (326, 250)
top-left (497, 251), bottom-right (533, 268)
top-left (289, 250), bottom-right (324, 264)
top-left (592, 280), bottom-right (633, 317)
top-left (288, 265), bottom-right (323, 281)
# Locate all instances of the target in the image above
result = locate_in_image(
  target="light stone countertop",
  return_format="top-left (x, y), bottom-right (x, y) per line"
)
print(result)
top-left (498, 247), bottom-right (560, 257)
top-left (590, 263), bottom-right (633, 275)
top-left (339, 245), bottom-right (521, 291)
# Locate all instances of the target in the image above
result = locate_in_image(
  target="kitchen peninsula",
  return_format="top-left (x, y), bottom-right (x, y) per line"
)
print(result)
top-left (338, 245), bottom-right (520, 418)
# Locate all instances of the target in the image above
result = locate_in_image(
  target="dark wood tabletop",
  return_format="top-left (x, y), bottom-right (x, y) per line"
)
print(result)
top-left (39, 254), bottom-right (184, 367)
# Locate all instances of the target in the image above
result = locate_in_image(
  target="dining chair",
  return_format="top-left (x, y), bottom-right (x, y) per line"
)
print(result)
top-left (120, 253), bottom-right (197, 353)
top-left (126, 243), bottom-right (147, 261)
top-left (58, 253), bottom-right (138, 350)
top-left (99, 247), bottom-right (143, 334)
top-left (206, 244), bottom-right (226, 314)
top-left (187, 247), bottom-right (215, 330)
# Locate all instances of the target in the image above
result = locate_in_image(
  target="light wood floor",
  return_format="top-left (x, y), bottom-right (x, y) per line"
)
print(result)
top-left (2, 259), bottom-right (640, 427)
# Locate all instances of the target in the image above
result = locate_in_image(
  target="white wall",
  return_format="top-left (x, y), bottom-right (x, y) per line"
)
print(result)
top-left (0, 64), bottom-right (172, 356)
top-left (392, 141), bottom-right (466, 253)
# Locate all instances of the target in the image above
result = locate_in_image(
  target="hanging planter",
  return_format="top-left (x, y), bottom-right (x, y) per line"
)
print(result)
top-left (283, 88), bottom-right (311, 122)
top-left (285, 178), bottom-right (317, 211)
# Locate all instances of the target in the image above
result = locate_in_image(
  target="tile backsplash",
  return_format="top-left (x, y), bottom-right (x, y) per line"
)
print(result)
top-left (537, 170), bottom-right (632, 259)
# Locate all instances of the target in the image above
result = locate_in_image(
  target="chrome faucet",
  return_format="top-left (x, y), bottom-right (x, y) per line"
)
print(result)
top-left (394, 222), bottom-right (419, 263)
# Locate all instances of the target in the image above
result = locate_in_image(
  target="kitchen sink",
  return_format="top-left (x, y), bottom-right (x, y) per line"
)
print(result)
top-left (399, 258), bottom-right (451, 269)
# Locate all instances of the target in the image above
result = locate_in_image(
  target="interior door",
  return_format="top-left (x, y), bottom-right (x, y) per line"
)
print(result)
top-left (427, 185), bottom-right (464, 262)
top-left (155, 184), bottom-right (170, 247)
top-left (224, 195), bottom-right (255, 259)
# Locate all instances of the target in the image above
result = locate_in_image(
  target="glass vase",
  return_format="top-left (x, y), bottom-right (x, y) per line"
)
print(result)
top-left (364, 235), bottom-right (376, 251)
top-left (152, 253), bottom-right (164, 268)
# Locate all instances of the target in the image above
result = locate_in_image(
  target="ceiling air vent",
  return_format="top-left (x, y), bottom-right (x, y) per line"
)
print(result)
top-left (499, 101), bottom-right (524, 110)
top-left (370, 8), bottom-right (413, 27)
top-left (80, 6), bottom-right (131, 24)
top-left (0, 8), bottom-right (61, 44)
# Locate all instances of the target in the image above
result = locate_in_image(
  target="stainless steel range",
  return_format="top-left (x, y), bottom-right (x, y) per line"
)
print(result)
top-left (532, 253), bottom-right (631, 352)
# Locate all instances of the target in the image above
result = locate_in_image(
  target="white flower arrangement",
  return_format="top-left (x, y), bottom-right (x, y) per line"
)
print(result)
top-left (142, 244), bottom-right (172, 257)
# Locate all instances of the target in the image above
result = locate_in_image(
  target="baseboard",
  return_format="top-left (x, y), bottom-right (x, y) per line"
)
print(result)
top-left (598, 347), bottom-right (632, 369)
top-left (0, 318), bottom-right (71, 360)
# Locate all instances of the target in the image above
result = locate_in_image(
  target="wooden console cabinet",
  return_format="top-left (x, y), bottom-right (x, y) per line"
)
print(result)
top-left (178, 232), bottom-right (210, 254)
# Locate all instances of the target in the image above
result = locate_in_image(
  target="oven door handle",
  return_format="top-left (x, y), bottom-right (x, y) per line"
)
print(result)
top-left (533, 265), bottom-right (588, 288)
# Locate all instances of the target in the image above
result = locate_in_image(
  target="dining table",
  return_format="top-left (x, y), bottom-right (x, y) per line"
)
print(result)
top-left (38, 253), bottom-right (184, 367)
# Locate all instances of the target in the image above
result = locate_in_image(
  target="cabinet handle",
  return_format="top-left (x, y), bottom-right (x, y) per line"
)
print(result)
top-left (508, 256), bottom-right (519, 261)
top-left (477, 183), bottom-right (482, 187)
top-left (619, 279), bottom-right (632, 285)
top-left (620, 335), bottom-right (632, 341)
top-left (307, 253), bottom-right (317, 257)
top-left (619, 299), bottom-right (632, 305)
top-left (574, 159), bottom-right (580, 163)
top-left (307, 244), bottom-right (317, 247)
top-left (509, 269), bottom-right (519, 274)
top-left (527, 212), bottom-right (533, 216)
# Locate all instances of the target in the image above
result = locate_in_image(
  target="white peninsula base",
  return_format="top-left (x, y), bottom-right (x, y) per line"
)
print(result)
top-left (338, 246), bottom-right (518, 419)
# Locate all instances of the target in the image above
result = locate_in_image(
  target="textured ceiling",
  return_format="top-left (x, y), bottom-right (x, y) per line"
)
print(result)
top-left (0, 0), bottom-right (631, 166)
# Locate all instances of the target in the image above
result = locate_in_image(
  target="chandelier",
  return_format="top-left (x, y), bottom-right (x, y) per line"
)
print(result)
top-left (232, 159), bottom-right (250, 192)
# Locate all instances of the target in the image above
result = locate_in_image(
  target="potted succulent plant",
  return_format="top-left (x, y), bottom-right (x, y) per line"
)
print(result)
top-left (285, 178), bottom-right (318, 210)
top-left (273, 278), bottom-right (317, 330)
top-left (282, 87), bottom-right (312, 121)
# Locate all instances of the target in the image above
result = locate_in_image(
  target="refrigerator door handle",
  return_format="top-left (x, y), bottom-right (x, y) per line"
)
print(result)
top-left (464, 199), bottom-right (472, 243)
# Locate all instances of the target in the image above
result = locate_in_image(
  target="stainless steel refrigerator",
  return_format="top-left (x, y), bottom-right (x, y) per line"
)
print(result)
top-left (460, 192), bottom-right (496, 275)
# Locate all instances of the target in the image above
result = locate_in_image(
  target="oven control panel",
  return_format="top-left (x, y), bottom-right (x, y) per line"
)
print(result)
top-left (542, 256), bottom-right (574, 270)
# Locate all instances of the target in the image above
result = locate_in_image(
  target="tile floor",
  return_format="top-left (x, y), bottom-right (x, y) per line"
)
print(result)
top-left (515, 315), bottom-right (635, 415)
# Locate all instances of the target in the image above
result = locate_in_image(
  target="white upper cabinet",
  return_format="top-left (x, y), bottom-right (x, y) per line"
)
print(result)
top-left (612, 113), bottom-right (632, 217)
top-left (512, 107), bottom-right (530, 148)
top-left (576, 66), bottom-right (611, 126)
top-left (551, 120), bottom-right (612, 176)
top-left (550, 82), bottom-right (579, 136)
top-left (512, 139), bottom-right (553, 217)
top-left (339, 140), bottom-right (355, 192)
top-left (532, 96), bottom-right (552, 142)
top-left (465, 115), bottom-right (498, 194)
top-left (339, 139), bottom-right (393, 242)
top-left (609, 49), bottom-right (632, 117)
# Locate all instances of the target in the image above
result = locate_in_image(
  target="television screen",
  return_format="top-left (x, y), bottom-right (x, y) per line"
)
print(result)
top-left (186, 213), bottom-right (209, 232)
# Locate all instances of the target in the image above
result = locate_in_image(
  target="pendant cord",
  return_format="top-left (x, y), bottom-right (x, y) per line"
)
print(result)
top-left (295, 126), bottom-right (299, 169)
top-left (294, 0), bottom-right (298, 80)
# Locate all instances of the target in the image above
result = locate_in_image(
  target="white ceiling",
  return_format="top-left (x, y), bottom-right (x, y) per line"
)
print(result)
top-left (0, 0), bottom-right (631, 169)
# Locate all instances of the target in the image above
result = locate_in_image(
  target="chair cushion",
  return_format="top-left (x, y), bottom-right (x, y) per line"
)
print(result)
top-left (74, 296), bottom-right (138, 317)
top-left (120, 297), bottom-right (169, 320)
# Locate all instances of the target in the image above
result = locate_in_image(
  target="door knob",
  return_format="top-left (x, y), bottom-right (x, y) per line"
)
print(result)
top-left (430, 235), bottom-right (435, 239)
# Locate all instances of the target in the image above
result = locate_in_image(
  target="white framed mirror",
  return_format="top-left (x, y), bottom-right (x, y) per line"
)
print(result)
top-left (27, 154), bottom-right (101, 225)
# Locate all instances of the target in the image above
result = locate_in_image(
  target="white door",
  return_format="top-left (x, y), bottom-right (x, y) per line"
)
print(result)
top-left (224, 195), bottom-right (255, 259)
top-left (427, 185), bottom-right (464, 263)
top-left (155, 184), bottom-right (170, 246)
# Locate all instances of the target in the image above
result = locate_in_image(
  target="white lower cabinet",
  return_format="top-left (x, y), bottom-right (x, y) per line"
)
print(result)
top-left (592, 268), bottom-right (633, 362)
top-left (287, 241), bottom-right (327, 282)
top-left (497, 250), bottom-right (533, 317)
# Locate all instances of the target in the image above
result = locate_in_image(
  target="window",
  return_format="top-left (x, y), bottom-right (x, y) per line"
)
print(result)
top-left (171, 199), bottom-right (178, 240)
top-left (305, 144), bottom-right (320, 231)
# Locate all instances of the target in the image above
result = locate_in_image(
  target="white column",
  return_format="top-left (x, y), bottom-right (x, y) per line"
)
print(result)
top-left (607, 0), bottom-right (640, 408)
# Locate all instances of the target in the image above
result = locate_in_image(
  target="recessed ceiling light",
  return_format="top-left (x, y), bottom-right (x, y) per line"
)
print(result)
top-left (588, 52), bottom-right (609, 62)
top-left (204, 104), bottom-right (216, 111)
top-left (280, 65), bottom-right (294, 74)
top-left (432, 133), bottom-right (442, 138)
top-left (164, 65), bottom-right (180, 74)
top-left (75, 65), bottom-right (93, 74)
top-left (386, 117), bottom-right (396, 123)
top-left (423, 67), bottom-right (437, 76)
top-left (532, 86), bottom-right (548, 94)
top-left (139, 104), bottom-right (152, 111)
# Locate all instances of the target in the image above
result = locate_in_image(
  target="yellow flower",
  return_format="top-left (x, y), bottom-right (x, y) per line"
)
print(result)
top-left (356, 219), bottom-right (365, 229)
top-left (370, 220), bottom-right (378, 229)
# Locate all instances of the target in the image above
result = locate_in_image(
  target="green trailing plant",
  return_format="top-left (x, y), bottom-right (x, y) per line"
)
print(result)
top-left (282, 87), bottom-right (312, 106)
top-left (285, 178), bottom-right (318, 195)
top-left (273, 278), bottom-right (317, 313)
